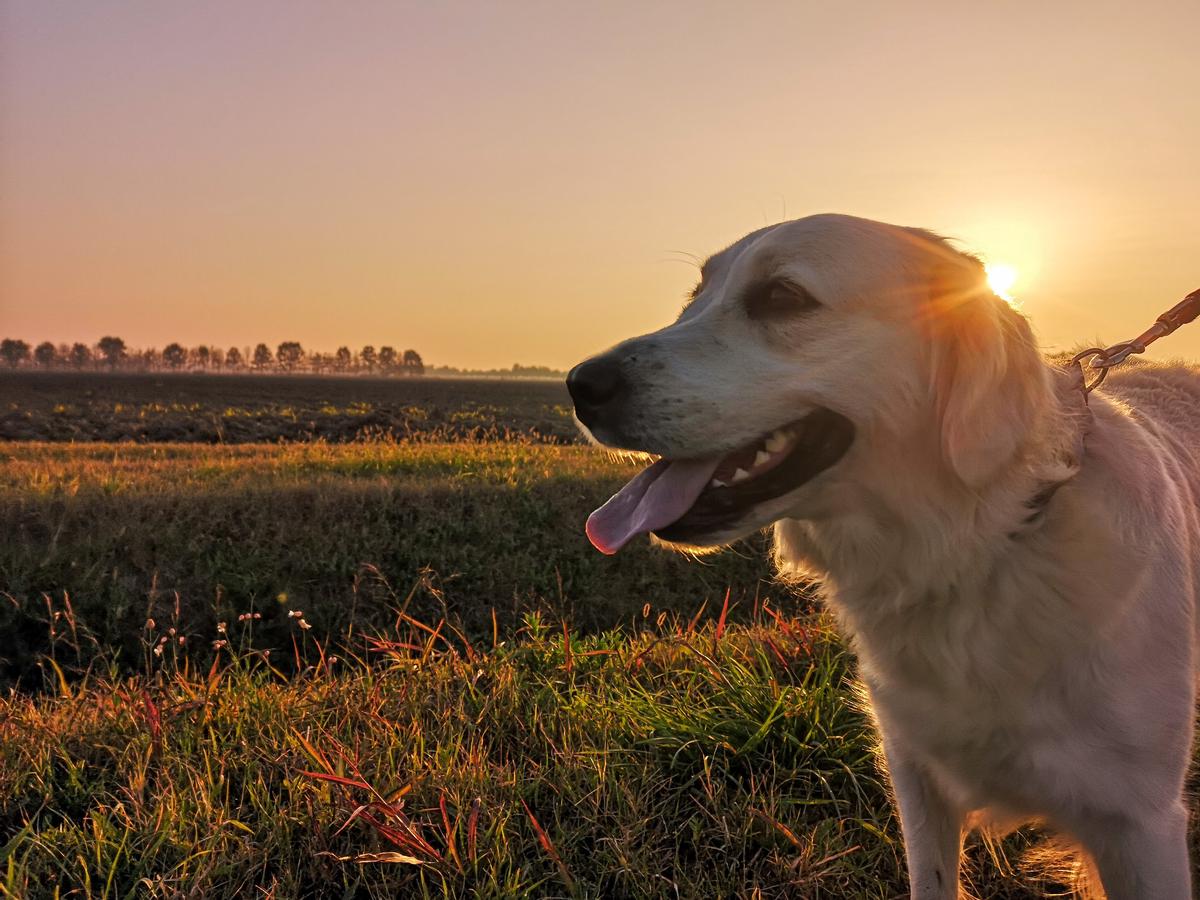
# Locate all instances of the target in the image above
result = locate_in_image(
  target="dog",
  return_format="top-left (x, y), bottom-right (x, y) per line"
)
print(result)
top-left (567, 214), bottom-right (1200, 899)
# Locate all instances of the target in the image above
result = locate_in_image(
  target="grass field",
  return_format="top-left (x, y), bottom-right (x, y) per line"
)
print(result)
top-left (3, 611), bottom-right (1091, 899)
top-left (0, 439), bottom-right (790, 684)
top-left (0, 371), bottom-right (576, 443)
top-left (0, 374), bottom-right (1191, 897)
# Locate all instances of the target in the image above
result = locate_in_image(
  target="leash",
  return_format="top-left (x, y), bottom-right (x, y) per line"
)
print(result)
top-left (1071, 287), bottom-right (1200, 396)
top-left (1019, 287), bottom-right (1200, 526)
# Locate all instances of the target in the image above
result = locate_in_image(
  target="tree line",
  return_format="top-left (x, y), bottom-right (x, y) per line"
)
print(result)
top-left (0, 337), bottom-right (424, 376)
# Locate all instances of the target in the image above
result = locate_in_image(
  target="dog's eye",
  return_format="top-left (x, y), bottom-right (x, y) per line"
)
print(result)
top-left (744, 281), bottom-right (820, 320)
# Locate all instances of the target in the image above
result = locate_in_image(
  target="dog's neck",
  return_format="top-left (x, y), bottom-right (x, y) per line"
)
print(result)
top-left (773, 361), bottom-right (1095, 659)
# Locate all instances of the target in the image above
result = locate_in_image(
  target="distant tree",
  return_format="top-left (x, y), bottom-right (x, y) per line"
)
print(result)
top-left (378, 346), bottom-right (398, 373)
top-left (162, 343), bottom-right (187, 370)
top-left (69, 343), bottom-right (92, 368)
top-left (225, 346), bottom-right (244, 369)
top-left (334, 346), bottom-right (351, 372)
top-left (403, 349), bottom-right (425, 375)
top-left (34, 341), bottom-right (57, 367)
top-left (252, 343), bottom-right (273, 371)
top-left (276, 341), bottom-right (304, 372)
top-left (192, 345), bottom-right (211, 370)
top-left (138, 347), bottom-right (159, 371)
top-left (360, 345), bottom-right (377, 374)
top-left (97, 336), bottom-right (126, 368)
top-left (0, 339), bottom-right (31, 368)
top-left (210, 347), bottom-right (225, 370)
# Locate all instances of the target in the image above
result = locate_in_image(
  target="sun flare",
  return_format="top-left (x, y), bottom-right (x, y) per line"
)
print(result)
top-left (985, 262), bottom-right (1019, 303)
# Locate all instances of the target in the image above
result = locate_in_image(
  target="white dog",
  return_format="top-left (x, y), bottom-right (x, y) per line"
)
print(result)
top-left (568, 214), bottom-right (1200, 899)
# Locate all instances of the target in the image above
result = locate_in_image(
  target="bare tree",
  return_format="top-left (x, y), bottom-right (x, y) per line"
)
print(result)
top-left (226, 346), bottom-right (244, 369)
top-left (360, 345), bottom-right (377, 374)
top-left (0, 339), bottom-right (31, 368)
top-left (34, 341), bottom-right (57, 368)
top-left (192, 345), bottom-right (211, 370)
top-left (335, 346), bottom-right (351, 372)
top-left (70, 343), bottom-right (92, 368)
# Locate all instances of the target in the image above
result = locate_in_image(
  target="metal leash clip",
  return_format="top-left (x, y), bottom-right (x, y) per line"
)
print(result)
top-left (1072, 287), bottom-right (1200, 397)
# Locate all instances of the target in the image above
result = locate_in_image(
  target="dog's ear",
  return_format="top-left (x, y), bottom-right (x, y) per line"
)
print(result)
top-left (927, 256), bottom-right (1047, 488)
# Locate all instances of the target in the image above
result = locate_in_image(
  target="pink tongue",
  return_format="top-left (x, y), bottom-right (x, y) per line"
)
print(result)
top-left (586, 457), bottom-right (722, 554)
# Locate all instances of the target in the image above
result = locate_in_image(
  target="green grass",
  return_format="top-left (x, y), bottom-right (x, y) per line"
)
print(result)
top-left (0, 440), bottom-right (793, 685)
top-left (1, 611), bottom-right (1082, 898)
top-left (2, 433), bottom-right (1193, 896)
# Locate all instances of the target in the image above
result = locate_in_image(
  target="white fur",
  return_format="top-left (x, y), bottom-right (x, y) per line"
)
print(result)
top-left (585, 214), bottom-right (1200, 898)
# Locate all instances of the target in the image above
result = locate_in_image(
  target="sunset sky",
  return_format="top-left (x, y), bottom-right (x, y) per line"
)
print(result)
top-left (2, 1), bottom-right (1198, 370)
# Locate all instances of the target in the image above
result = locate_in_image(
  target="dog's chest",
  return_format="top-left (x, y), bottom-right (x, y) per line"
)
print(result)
top-left (854, 614), bottom-right (1093, 819)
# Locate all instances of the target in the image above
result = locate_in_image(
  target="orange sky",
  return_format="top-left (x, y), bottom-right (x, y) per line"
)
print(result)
top-left (2, 1), bottom-right (1198, 370)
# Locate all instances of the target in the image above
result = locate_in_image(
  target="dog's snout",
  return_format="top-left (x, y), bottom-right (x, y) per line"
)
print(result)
top-left (567, 357), bottom-right (626, 426)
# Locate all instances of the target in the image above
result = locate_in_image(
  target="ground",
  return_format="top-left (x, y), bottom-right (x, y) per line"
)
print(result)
top-left (0, 373), bottom-right (1193, 897)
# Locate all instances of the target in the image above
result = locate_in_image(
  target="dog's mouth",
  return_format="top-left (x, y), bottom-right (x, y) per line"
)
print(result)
top-left (586, 407), bottom-right (855, 554)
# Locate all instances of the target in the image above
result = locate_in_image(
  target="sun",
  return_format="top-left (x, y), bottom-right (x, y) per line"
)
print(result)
top-left (985, 262), bottom-right (1019, 303)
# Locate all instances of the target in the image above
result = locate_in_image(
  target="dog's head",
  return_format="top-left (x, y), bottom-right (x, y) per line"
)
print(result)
top-left (570, 214), bottom-right (1047, 555)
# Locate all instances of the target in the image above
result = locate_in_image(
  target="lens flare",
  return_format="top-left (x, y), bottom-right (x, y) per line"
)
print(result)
top-left (985, 263), bottom-right (1019, 303)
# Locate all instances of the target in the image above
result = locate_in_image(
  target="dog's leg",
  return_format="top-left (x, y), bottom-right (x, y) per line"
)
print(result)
top-left (883, 740), bottom-right (964, 900)
top-left (1077, 804), bottom-right (1191, 900)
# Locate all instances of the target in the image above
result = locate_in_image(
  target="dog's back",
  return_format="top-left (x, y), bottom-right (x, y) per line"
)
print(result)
top-left (1102, 360), bottom-right (1200, 502)
top-left (1100, 361), bottom-right (1200, 655)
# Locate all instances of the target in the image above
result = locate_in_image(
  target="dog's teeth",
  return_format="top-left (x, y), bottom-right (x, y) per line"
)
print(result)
top-left (731, 468), bottom-right (751, 483)
top-left (710, 478), bottom-right (727, 488)
top-left (754, 450), bottom-right (772, 467)
top-left (765, 431), bottom-right (789, 453)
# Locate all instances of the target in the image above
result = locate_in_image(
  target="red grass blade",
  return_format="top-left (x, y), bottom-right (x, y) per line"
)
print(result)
top-left (715, 587), bottom-right (732, 642)
top-left (141, 689), bottom-right (162, 753)
top-left (520, 799), bottom-right (575, 894)
top-left (440, 793), bottom-right (462, 872)
top-left (467, 797), bottom-right (481, 864)
top-left (297, 770), bottom-right (372, 791)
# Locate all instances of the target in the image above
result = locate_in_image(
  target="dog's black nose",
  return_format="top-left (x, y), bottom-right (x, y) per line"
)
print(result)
top-left (567, 357), bottom-right (625, 425)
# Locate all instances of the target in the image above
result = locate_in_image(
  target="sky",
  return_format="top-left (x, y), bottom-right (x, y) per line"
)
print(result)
top-left (2, 1), bottom-right (1198, 370)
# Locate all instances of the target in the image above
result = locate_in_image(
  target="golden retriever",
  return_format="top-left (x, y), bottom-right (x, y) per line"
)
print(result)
top-left (568, 214), bottom-right (1200, 899)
